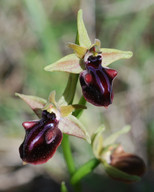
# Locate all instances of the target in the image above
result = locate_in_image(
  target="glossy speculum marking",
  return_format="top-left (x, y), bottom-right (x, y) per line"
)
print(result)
top-left (19, 110), bottom-right (62, 165)
top-left (80, 54), bottom-right (117, 107)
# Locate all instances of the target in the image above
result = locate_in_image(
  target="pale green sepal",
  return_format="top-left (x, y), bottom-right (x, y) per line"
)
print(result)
top-left (91, 124), bottom-right (105, 144)
top-left (91, 125), bottom-right (105, 158)
top-left (61, 181), bottom-right (68, 192)
top-left (77, 9), bottom-right (91, 48)
top-left (59, 115), bottom-right (91, 143)
top-left (103, 125), bottom-right (131, 147)
top-left (48, 91), bottom-right (56, 105)
top-left (100, 48), bottom-right (133, 66)
top-left (68, 43), bottom-right (87, 58)
top-left (44, 54), bottom-right (82, 74)
top-left (15, 93), bottom-right (47, 117)
top-left (102, 160), bottom-right (140, 183)
top-left (60, 104), bottom-right (87, 117)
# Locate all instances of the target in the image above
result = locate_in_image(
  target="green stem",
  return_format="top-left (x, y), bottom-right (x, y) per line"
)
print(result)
top-left (71, 158), bottom-right (100, 186)
top-left (61, 31), bottom-right (80, 178)
top-left (63, 74), bottom-right (79, 105)
top-left (61, 73), bottom-right (79, 177)
top-left (61, 134), bottom-right (76, 176)
top-left (72, 96), bottom-right (86, 118)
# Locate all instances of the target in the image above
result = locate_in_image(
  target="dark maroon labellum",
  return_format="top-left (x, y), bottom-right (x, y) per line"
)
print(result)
top-left (19, 110), bottom-right (62, 165)
top-left (80, 55), bottom-right (117, 107)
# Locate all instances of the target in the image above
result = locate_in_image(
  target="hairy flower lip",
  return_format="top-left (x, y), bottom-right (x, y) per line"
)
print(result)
top-left (19, 111), bottom-right (63, 165)
top-left (19, 95), bottom-right (90, 165)
top-left (80, 54), bottom-right (117, 107)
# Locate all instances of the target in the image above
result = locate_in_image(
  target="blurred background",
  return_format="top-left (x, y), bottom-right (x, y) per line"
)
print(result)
top-left (0, 0), bottom-right (154, 191)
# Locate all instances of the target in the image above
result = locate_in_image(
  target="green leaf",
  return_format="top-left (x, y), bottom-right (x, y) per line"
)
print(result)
top-left (102, 160), bottom-right (140, 183)
top-left (59, 115), bottom-right (91, 143)
top-left (61, 181), bottom-right (68, 192)
top-left (44, 54), bottom-right (83, 74)
top-left (15, 93), bottom-right (47, 117)
top-left (77, 9), bottom-right (91, 48)
top-left (103, 125), bottom-right (131, 147)
top-left (101, 48), bottom-right (133, 66)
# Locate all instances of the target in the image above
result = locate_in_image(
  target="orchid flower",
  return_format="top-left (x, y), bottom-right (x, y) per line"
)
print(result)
top-left (16, 91), bottom-right (90, 164)
top-left (44, 10), bottom-right (133, 107)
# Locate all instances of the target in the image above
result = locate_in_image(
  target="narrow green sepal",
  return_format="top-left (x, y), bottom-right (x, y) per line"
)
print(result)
top-left (77, 9), bottom-right (91, 48)
top-left (103, 125), bottom-right (131, 147)
top-left (15, 93), bottom-right (47, 118)
top-left (91, 125), bottom-right (105, 158)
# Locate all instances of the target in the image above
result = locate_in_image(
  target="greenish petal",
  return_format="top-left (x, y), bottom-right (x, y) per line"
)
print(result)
top-left (68, 43), bottom-right (87, 58)
top-left (48, 90), bottom-right (56, 105)
top-left (60, 104), bottom-right (87, 117)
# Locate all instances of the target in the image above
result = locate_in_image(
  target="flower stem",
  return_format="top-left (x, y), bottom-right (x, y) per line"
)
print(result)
top-left (63, 74), bottom-right (79, 105)
top-left (62, 73), bottom-right (79, 177)
top-left (61, 134), bottom-right (76, 176)
top-left (71, 158), bottom-right (100, 186)
top-left (72, 96), bottom-right (86, 118)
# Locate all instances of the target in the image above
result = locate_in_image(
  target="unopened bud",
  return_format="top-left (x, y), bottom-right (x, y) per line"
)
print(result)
top-left (109, 146), bottom-right (146, 182)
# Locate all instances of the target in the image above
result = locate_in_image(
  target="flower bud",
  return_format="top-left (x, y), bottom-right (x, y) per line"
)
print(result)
top-left (109, 146), bottom-right (146, 182)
